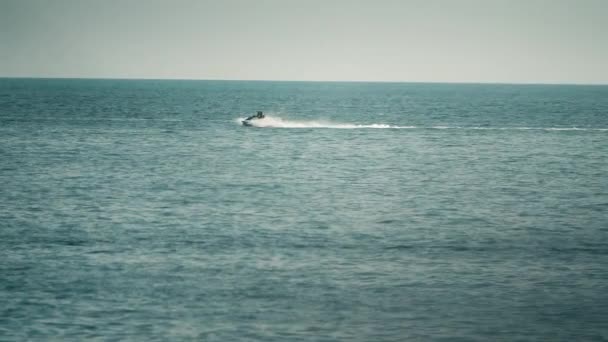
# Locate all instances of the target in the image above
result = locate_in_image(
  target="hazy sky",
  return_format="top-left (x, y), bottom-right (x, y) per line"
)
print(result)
top-left (1, 0), bottom-right (607, 83)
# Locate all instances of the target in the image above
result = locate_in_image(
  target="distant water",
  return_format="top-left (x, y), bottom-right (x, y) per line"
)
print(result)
top-left (1, 78), bottom-right (607, 341)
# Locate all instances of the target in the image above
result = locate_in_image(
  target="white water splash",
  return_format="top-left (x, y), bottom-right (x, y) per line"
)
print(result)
top-left (236, 116), bottom-right (608, 131)
top-left (237, 116), bottom-right (414, 129)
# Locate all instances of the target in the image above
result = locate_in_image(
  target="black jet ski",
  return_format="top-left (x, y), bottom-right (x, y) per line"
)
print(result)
top-left (242, 111), bottom-right (265, 126)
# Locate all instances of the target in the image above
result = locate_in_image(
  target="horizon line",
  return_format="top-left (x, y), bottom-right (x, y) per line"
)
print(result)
top-left (1, 76), bottom-right (607, 87)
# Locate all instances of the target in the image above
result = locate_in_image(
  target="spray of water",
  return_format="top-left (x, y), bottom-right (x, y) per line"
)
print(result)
top-left (236, 115), bottom-right (608, 131)
top-left (236, 115), bottom-right (414, 129)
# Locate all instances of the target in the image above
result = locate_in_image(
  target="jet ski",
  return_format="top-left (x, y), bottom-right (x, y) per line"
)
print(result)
top-left (242, 118), bottom-right (256, 126)
top-left (242, 111), bottom-right (265, 126)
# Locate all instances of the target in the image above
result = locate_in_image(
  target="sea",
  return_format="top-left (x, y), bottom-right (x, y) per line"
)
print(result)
top-left (1, 78), bottom-right (607, 341)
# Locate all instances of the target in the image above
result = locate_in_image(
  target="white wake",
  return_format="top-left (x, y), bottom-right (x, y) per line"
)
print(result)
top-left (236, 116), bottom-right (608, 131)
top-left (236, 116), bottom-right (414, 129)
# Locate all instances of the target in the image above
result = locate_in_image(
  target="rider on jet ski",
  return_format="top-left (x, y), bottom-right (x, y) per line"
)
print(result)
top-left (245, 111), bottom-right (265, 121)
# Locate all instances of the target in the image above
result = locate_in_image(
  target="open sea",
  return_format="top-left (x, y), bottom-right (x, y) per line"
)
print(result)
top-left (1, 78), bottom-right (607, 341)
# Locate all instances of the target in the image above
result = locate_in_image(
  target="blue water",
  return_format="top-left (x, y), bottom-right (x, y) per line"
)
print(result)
top-left (1, 78), bottom-right (608, 341)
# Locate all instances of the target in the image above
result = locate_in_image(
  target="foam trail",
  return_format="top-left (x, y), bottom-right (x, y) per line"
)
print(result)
top-left (237, 116), bottom-right (415, 129)
top-left (235, 116), bottom-right (608, 131)
top-left (428, 127), bottom-right (608, 131)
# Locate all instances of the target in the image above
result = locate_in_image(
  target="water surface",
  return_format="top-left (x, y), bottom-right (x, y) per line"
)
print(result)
top-left (1, 79), bottom-right (607, 341)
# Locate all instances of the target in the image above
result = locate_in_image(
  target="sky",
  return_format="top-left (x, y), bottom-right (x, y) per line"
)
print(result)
top-left (1, 0), bottom-right (607, 84)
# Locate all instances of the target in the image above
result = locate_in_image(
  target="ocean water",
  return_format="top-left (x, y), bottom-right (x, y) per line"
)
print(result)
top-left (1, 78), bottom-right (607, 341)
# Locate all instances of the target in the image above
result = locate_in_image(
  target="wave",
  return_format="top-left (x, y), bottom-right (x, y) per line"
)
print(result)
top-left (236, 116), bottom-right (608, 131)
